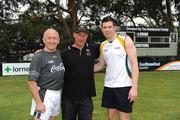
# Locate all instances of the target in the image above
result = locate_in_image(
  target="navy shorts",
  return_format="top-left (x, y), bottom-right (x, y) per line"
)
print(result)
top-left (61, 97), bottom-right (93, 120)
top-left (102, 86), bottom-right (133, 113)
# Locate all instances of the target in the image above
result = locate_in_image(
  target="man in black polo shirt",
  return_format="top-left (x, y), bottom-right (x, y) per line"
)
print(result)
top-left (61, 25), bottom-right (99, 120)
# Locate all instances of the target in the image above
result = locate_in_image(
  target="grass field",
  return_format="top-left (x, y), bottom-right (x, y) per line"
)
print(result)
top-left (0, 71), bottom-right (180, 120)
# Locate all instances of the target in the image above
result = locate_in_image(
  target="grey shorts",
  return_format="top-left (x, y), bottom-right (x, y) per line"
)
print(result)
top-left (102, 86), bottom-right (133, 113)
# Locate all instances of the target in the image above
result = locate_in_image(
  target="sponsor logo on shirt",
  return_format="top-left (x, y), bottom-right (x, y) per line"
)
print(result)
top-left (52, 55), bottom-right (58, 58)
top-left (48, 60), bottom-right (54, 64)
top-left (86, 49), bottom-right (91, 56)
top-left (114, 47), bottom-right (121, 49)
top-left (51, 63), bottom-right (65, 73)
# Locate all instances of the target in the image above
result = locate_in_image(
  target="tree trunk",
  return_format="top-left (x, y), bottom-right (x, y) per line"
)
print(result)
top-left (68, 0), bottom-right (78, 31)
top-left (56, 0), bottom-right (73, 43)
top-left (166, 0), bottom-right (173, 27)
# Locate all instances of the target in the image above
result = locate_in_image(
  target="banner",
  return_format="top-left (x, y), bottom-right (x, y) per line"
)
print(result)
top-left (156, 61), bottom-right (180, 71)
top-left (139, 60), bottom-right (180, 71)
top-left (139, 62), bottom-right (161, 71)
top-left (2, 63), bottom-right (30, 76)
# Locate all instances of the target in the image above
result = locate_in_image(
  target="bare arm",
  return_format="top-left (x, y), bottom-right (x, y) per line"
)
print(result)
top-left (94, 53), bottom-right (105, 72)
top-left (28, 80), bottom-right (45, 112)
top-left (125, 36), bottom-right (139, 102)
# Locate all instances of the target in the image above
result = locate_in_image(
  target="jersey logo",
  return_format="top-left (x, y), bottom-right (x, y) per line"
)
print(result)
top-left (48, 60), bottom-right (54, 64)
top-left (86, 49), bottom-right (91, 56)
top-left (52, 55), bottom-right (58, 58)
top-left (114, 47), bottom-right (121, 49)
top-left (51, 63), bottom-right (65, 73)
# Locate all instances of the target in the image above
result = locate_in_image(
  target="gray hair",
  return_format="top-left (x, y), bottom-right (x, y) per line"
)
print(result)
top-left (43, 28), bottom-right (60, 42)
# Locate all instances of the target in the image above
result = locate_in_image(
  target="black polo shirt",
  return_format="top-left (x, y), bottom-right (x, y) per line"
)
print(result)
top-left (61, 43), bottom-right (99, 100)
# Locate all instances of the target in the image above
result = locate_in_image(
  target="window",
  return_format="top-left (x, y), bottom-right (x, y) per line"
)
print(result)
top-left (170, 33), bottom-right (177, 43)
top-left (135, 37), bottom-right (148, 43)
top-left (150, 37), bottom-right (169, 43)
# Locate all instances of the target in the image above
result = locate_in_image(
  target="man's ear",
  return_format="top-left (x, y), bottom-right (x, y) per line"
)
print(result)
top-left (43, 39), bottom-right (45, 44)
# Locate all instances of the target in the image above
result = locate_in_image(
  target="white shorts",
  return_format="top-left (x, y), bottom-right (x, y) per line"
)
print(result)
top-left (30, 89), bottom-right (61, 120)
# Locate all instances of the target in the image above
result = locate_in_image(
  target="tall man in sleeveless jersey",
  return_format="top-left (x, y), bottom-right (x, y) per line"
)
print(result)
top-left (94, 16), bottom-right (139, 120)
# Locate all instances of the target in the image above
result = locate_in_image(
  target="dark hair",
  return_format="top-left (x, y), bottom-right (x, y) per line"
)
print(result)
top-left (101, 16), bottom-right (117, 26)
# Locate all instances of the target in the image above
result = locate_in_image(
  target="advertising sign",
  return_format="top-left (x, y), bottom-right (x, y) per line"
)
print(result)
top-left (156, 61), bottom-right (180, 71)
top-left (139, 61), bottom-right (180, 71)
top-left (2, 63), bottom-right (30, 76)
top-left (139, 62), bottom-right (161, 71)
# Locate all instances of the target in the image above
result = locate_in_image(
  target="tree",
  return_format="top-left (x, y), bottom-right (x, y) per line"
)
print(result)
top-left (1, 0), bottom-right (180, 63)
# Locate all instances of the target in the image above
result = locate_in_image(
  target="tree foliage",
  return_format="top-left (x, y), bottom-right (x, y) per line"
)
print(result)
top-left (0, 0), bottom-right (180, 62)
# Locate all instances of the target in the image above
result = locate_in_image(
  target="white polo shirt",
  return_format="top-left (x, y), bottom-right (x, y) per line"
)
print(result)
top-left (100, 35), bottom-right (132, 88)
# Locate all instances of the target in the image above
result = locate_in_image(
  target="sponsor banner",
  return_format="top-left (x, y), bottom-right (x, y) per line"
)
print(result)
top-left (156, 61), bottom-right (180, 71)
top-left (139, 60), bottom-right (180, 71)
top-left (139, 62), bottom-right (161, 71)
top-left (2, 63), bottom-right (30, 76)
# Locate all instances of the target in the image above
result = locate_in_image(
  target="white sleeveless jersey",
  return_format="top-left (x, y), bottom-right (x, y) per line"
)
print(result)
top-left (100, 35), bottom-right (132, 88)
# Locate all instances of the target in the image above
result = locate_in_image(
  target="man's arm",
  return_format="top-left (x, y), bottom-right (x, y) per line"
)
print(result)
top-left (28, 53), bottom-right (45, 112)
top-left (125, 36), bottom-right (139, 102)
top-left (28, 80), bottom-right (45, 112)
top-left (94, 53), bottom-right (105, 72)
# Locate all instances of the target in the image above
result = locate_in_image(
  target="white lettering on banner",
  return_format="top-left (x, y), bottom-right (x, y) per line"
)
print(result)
top-left (139, 62), bottom-right (161, 67)
top-left (139, 67), bottom-right (149, 70)
top-left (2, 63), bottom-right (30, 76)
top-left (125, 27), bottom-right (169, 32)
top-left (136, 32), bottom-right (148, 36)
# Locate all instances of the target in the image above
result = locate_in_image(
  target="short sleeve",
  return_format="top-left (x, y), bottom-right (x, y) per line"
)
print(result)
top-left (28, 53), bottom-right (42, 81)
top-left (91, 43), bottom-right (100, 59)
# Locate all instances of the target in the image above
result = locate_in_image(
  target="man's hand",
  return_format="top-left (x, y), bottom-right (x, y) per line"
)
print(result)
top-left (128, 87), bottom-right (138, 102)
top-left (36, 102), bottom-right (46, 113)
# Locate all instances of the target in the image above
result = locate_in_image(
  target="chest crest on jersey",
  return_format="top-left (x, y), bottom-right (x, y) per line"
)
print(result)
top-left (86, 49), bottom-right (91, 56)
top-left (48, 60), bottom-right (54, 64)
top-left (114, 47), bottom-right (121, 49)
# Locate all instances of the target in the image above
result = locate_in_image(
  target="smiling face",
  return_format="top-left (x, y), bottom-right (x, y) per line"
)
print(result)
top-left (101, 21), bottom-right (117, 41)
top-left (43, 29), bottom-right (60, 52)
top-left (73, 31), bottom-right (88, 48)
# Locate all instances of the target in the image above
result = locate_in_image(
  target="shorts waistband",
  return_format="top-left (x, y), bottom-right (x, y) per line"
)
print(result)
top-left (47, 89), bottom-right (61, 93)
top-left (38, 86), bottom-right (61, 93)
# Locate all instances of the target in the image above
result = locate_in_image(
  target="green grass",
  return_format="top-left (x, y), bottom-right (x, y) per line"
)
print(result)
top-left (0, 71), bottom-right (180, 120)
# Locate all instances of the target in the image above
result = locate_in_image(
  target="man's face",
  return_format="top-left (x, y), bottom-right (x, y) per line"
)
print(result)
top-left (101, 21), bottom-right (116, 39)
top-left (73, 32), bottom-right (88, 47)
top-left (43, 30), bottom-right (59, 52)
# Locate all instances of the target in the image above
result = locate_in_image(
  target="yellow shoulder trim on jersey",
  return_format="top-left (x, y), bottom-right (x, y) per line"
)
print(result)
top-left (116, 35), bottom-right (125, 51)
top-left (100, 40), bottom-right (108, 53)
